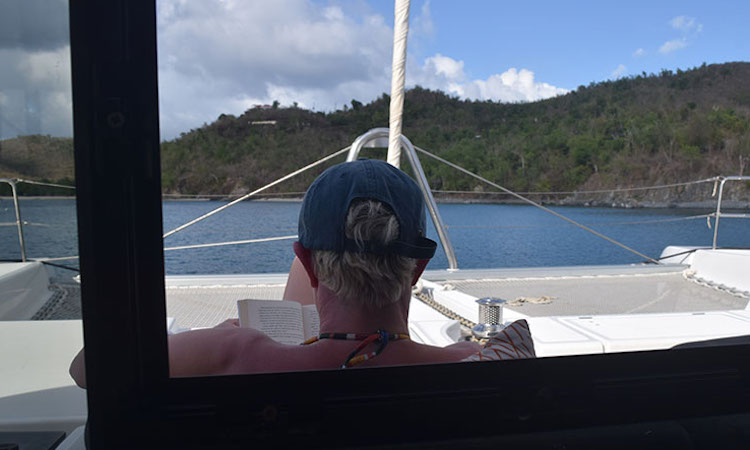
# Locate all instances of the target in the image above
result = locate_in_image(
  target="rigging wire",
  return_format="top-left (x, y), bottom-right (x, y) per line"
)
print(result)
top-left (650, 248), bottom-right (699, 263)
top-left (35, 255), bottom-right (79, 262)
top-left (40, 260), bottom-right (80, 272)
top-left (444, 214), bottom-right (713, 230)
top-left (432, 178), bottom-right (718, 196)
top-left (162, 146), bottom-right (351, 239)
top-left (162, 192), bottom-right (306, 199)
top-left (164, 235), bottom-right (297, 251)
top-left (15, 179), bottom-right (76, 190)
top-left (414, 145), bottom-right (661, 264)
top-left (33, 235), bottom-right (300, 262)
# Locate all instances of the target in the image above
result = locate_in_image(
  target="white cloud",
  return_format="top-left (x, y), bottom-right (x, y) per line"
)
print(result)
top-left (656, 15), bottom-right (701, 56)
top-left (0, 46), bottom-right (72, 139)
top-left (659, 38), bottom-right (687, 54)
top-left (633, 48), bottom-right (645, 57)
top-left (412, 0), bottom-right (435, 38)
top-left (156, 0), bottom-right (394, 138)
top-left (670, 16), bottom-right (699, 32)
top-left (0, 0), bottom-right (569, 141)
top-left (0, 0), bottom-right (73, 139)
top-left (156, 1), bottom-right (568, 138)
top-left (410, 54), bottom-right (567, 103)
top-left (610, 64), bottom-right (626, 79)
top-left (424, 54), bottom-right (465, 80)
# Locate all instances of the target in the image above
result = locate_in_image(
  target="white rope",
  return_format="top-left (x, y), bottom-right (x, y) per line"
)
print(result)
top-left (386, 0), bottom-right (410, 168)
top-left (162, 146), bottom-right (350, 238)
top-left (164, 235), bottom-right (297, 251)
top-left (414, 145), bottom-right (661, 264)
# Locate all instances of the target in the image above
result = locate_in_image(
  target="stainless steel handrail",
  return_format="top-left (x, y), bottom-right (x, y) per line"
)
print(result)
top-left (712, 175), bottom-right (750, 249)
top-left (346, 128), bottom-right (458, 270)
top-left (0, 178), bottom-right (27, 261)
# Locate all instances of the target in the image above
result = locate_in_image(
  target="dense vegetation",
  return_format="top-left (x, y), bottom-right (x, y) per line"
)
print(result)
top-left (0, 135), bottom-right (75, 196)
top-left (3, 62), bottom-right (750, 203)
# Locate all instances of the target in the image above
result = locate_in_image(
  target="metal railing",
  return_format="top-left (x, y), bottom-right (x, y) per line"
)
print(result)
top-left (3, 169), bottom-right (746, 267)
top-left (346, 128), bottom-right (459, 270)
top-left (0, 178), bottom-right (27, 261)
top-left (711, 176), bottom-right (750, 249)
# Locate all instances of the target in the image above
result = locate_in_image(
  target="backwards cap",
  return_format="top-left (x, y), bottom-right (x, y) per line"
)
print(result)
top-left (298, 159), bottom-right (437, 259)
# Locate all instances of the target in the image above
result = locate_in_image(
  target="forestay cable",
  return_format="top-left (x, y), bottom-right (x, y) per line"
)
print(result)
top-left (414, 145), bottom-right (661, 264)
top-left (163, 146), bottom-right (350, 238)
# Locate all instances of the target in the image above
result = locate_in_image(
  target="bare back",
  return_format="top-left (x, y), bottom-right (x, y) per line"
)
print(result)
top-left (168, 326), bottom-right (481, 377)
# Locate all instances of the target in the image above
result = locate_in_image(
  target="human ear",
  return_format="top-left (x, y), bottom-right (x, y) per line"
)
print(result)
top-left (293, 241), bottom-right (319, 288)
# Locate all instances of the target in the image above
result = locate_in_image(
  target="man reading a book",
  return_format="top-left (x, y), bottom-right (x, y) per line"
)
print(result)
top-left (70, 160), bottom-right (480, 386)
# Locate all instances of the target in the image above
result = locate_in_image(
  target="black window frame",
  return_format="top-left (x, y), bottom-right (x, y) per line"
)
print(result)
top-left (69, 1), bottom-right (750, 448)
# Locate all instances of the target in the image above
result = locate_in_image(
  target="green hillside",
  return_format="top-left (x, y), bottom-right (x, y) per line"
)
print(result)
top-left (3, 62), bottom-right (750, 203)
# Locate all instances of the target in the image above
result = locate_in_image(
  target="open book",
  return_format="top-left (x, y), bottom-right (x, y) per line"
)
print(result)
top-left (237, 299), bottom-right (320, 345)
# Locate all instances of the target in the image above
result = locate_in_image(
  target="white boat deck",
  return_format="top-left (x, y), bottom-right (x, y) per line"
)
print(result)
top-left (0, 320), bottom-right (85, 434)
top-left (426, 265), bottom-right (747, 316)
top-left (1, 248), bottom-right (749, 437)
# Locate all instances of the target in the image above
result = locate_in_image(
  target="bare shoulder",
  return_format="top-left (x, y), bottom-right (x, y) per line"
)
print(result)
top-left (168, 326), bottom-right (277, 377)
top-left (170, 325), bottom-right (271, 348)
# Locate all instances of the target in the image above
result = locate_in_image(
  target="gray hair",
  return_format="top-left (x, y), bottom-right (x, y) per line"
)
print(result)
top-left (312, 199), bottom-right (417, 309)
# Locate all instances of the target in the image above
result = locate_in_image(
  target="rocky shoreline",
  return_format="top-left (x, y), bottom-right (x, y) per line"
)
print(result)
top-left (4, 193), bottom-right (749, 210)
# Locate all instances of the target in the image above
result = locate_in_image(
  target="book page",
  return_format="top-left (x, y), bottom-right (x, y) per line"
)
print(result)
top-left (237, 299), bottom-right (304, 345)
top-left (301, 305), bottom-right (320, 340)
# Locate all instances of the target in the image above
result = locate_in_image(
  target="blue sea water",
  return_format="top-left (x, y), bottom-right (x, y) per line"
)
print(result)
top-left (1, 198), bottom-right (749, 275)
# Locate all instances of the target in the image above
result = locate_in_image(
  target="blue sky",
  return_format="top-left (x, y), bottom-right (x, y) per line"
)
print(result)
top-left (362, 0), bottom-right (749, 90)
top-left (153, 0), bottom-right (749, 137)
top-left (1, 0), bottom-right (748, 139)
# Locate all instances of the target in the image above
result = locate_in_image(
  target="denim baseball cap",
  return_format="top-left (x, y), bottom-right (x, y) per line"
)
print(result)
top-left (298, 159), bottom-right (437, 259)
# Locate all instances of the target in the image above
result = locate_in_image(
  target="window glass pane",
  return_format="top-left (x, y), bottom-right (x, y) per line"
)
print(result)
top-left (0, 0), bottom-right (84, 436)
top-left (157, 1), bottom-right (750, 378)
